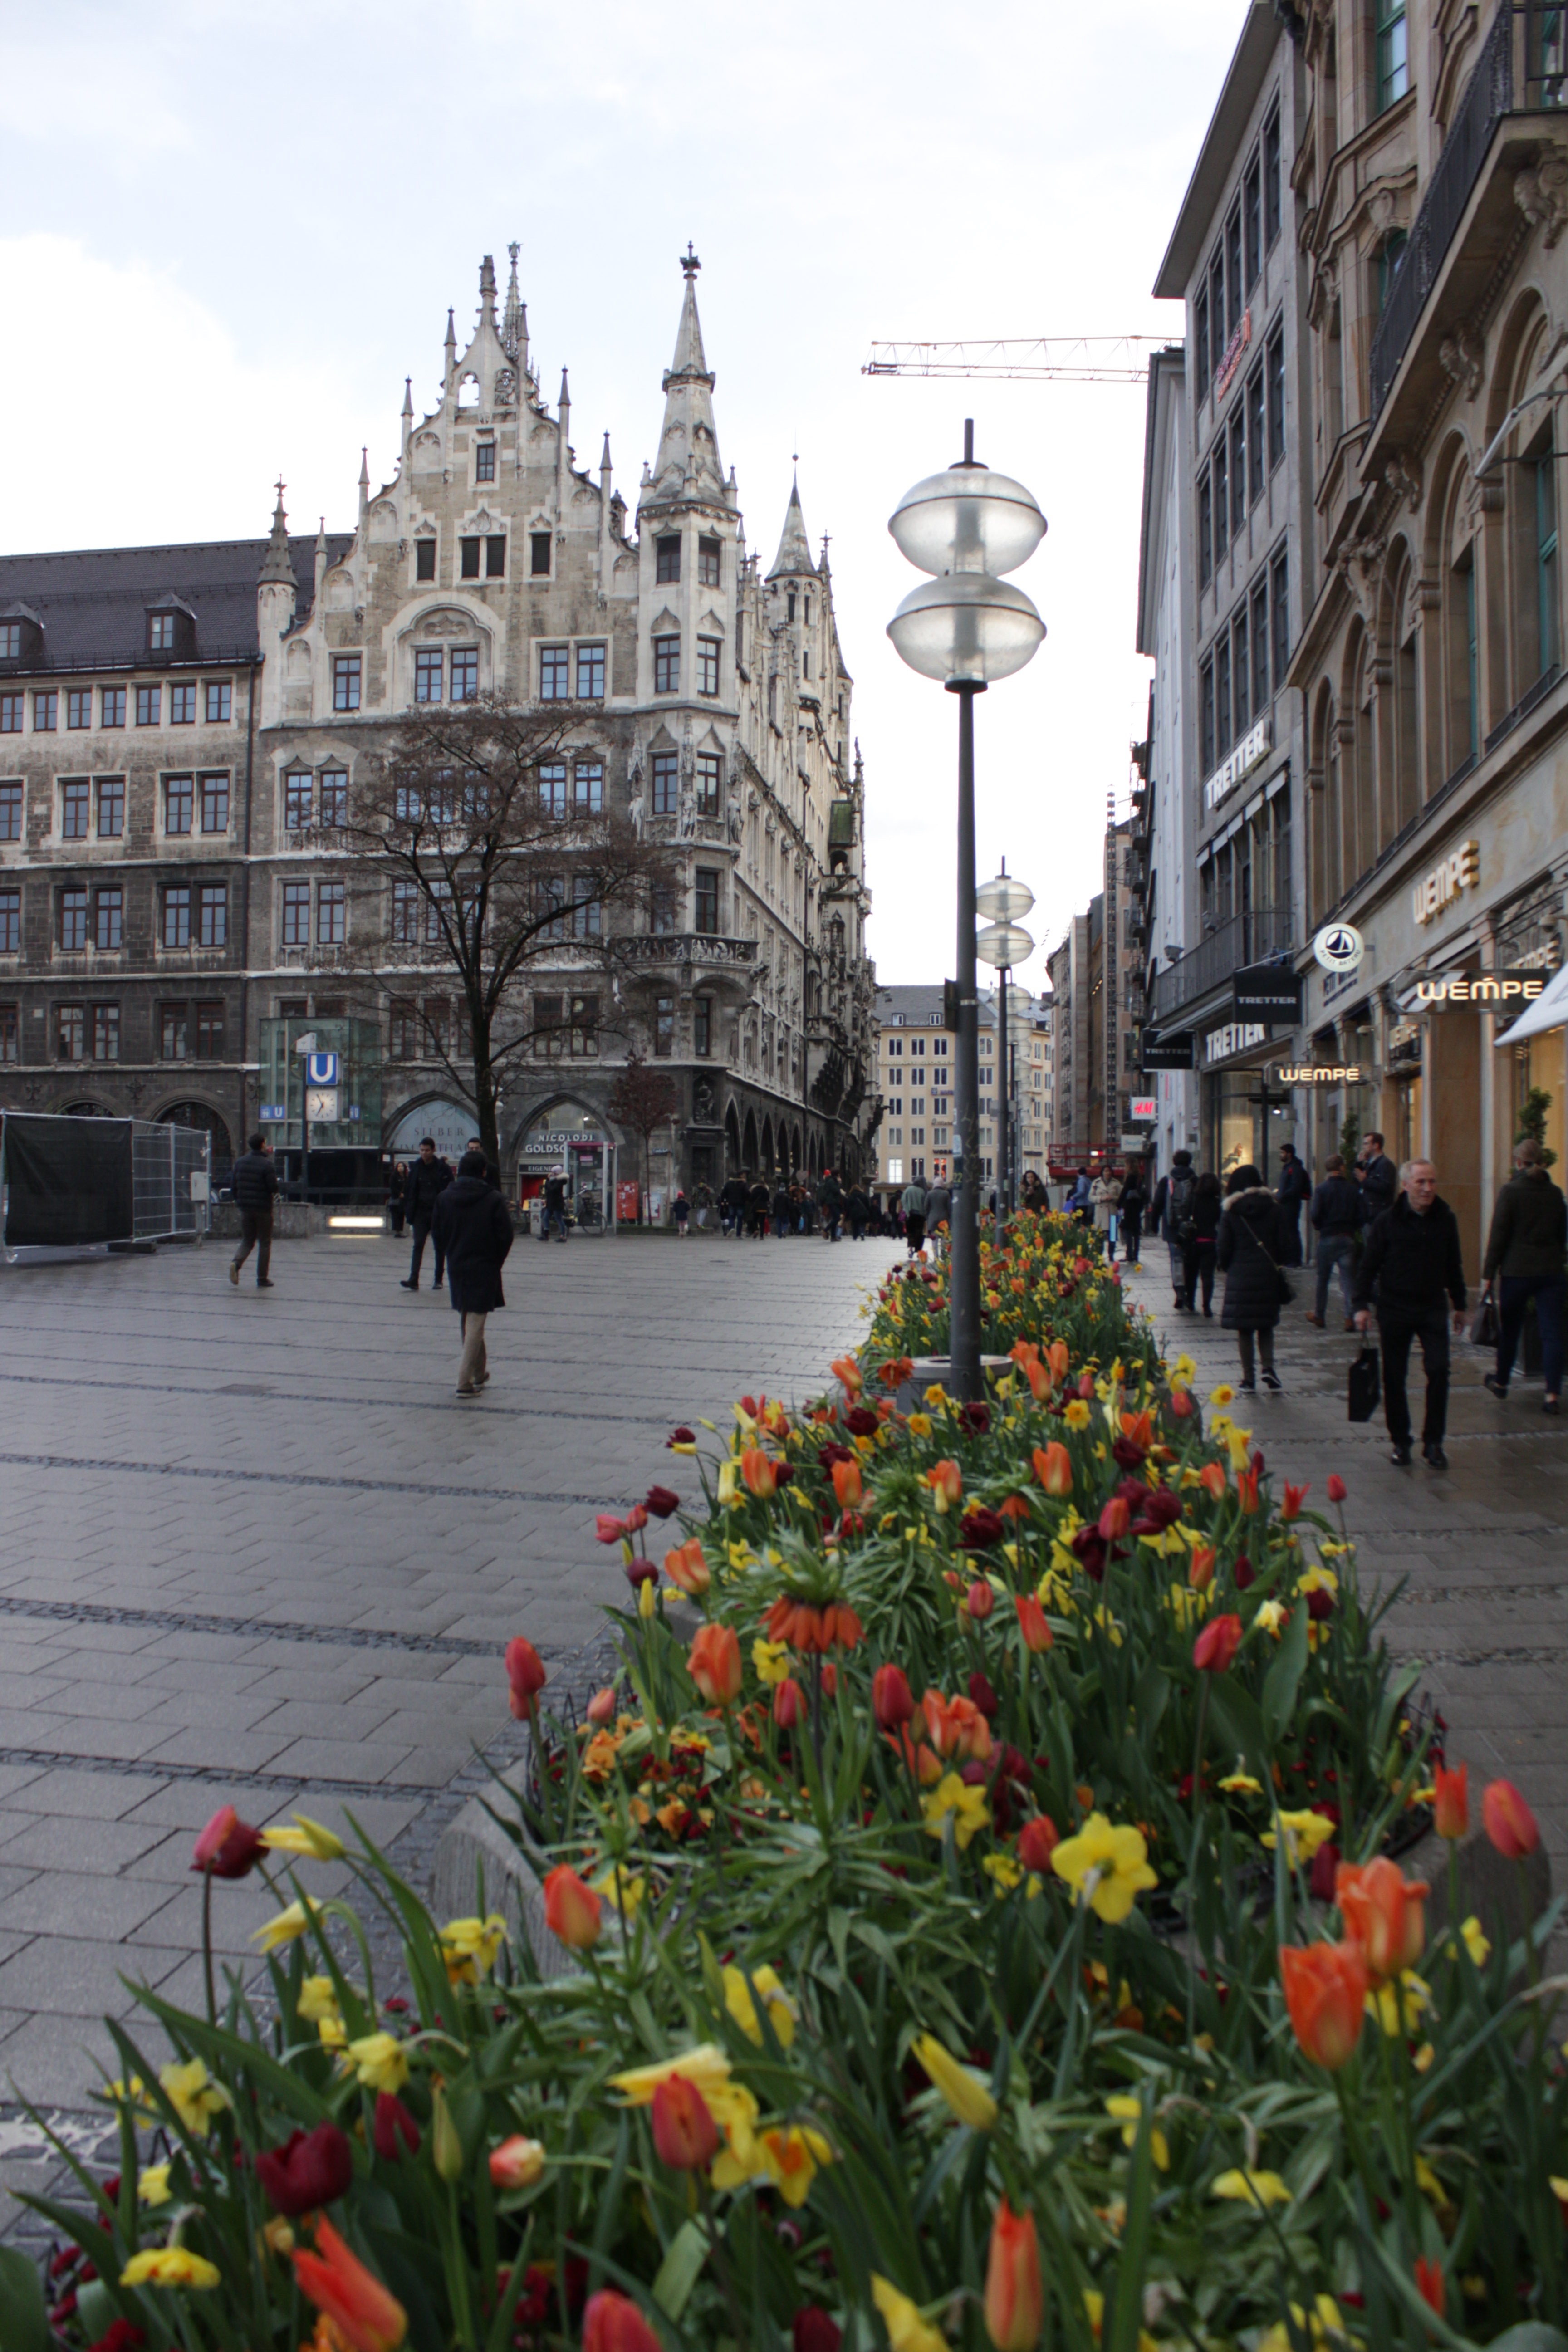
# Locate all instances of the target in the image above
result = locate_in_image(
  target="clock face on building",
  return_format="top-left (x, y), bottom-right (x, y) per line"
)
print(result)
top-left (1312, 922), bottom-right (1364, 975)
top-left (305, 1088), bottom-right (339, 1122)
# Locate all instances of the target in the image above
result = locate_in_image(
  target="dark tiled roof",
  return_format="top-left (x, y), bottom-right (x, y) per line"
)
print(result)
top-left (0, 534), bottom-right (352, 674)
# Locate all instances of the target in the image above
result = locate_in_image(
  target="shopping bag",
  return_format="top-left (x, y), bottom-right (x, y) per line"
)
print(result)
top-left (1469, 1290), bottom-right (1499, 1349)
top-left (1348, 1346), bottom-right (1381, 1423)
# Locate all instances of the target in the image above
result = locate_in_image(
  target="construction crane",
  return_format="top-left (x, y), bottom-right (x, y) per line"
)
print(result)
top-left (863, 337), bottom-right (1169, 384)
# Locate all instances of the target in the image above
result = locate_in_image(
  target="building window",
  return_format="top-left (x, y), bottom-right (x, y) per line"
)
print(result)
top-left (0, 624), bottom-right (17, 659)
top-left (571, 875), bottom-right (601, 939)
top-left (574, 760), bottom-right (603, 813)
top-left (1270, 548), bottom-right (1289, 691)
top-left (94, 776), bottom-right (122, 838)
top-left (576, 642), bottom-right (605, 699)
top-left (164, 774), bottom-right (193, 834)
top-left (92, 1003), bottom-right (119, 1063)
top-left (66, 689), bottom-right (91, 730)
top-left (0, 783), bottom-right (19, 842)
top-left (1200, 656), bottom-right (1216, 774)
top-left (1225, 202), bottom-right (1243, 336)
top-left (61, 779), bottom-right (89, 840)
top-left (34, 691), bottom-right (57, 732)
top-left (460, 537), bottom-right (481, 579)
top-left (650, 883), bottom-right (676, 935)
top-left (60, 887), bottom-right (88, 951)
top-left (1213, 435), bottom-right (1229, 550)
top-left (1377, 0), bottom-right (1409, 111)
top-left (94, 888), bottom-right (122, 951)
top-left (149, 613), bottom-right (176, 652)
top-left (284, 771), bottom-right (313, 828)
top-left (1538, 448), bottom-right (1560, 680)
top-left (317, 882), bottom-right (345, 945)
top-left (136, 686), bottom-right (160, 726)
top-left (1264, 104), bottom-right (1281, 245)
top-left (696, 750), bottom-right (721, 817)
top-left (416, 538), bottom-right (436, 581)
top-left (450, 647), bottom-right (479, 701)
top-left (539, 645), bottom-right (570, 701)
top-left (694, 995), bottom-right (712, 1057)
top-left (1246, 366), bottom-right (1265, 504)
top-left (475, 438), bottom-right (496, 481)
top-left (0, 892), bottom-right (16, 954)
top-left (1376, 231), bottom-right (1408, 318)
top-left (206, 680), bottom-right (231, 724)
top-left (1461, 552), bottom-right (1480, 759)
top-left (1243, 154), bottom-right (1262, 287)
top-left (333, 655), bottom-right (362, 712)
top-left (1229, 408), bottom-right (1246, 530)
top-left (388, 999), bottom-right (415, 1058)
top-left (653, 635), bottom-right (680, 694)
top-left (656, 534), bottom-right (681, 584)
top-left (160, 1002), bottom-right (187, 1059)
top-left (485, 535), bottom-right (505, 578)
top-left (390, 882), bottom-right (418, 943)
top-left (654, 994), bottom-right (675, 1056)
top-left (196, 1000), bottom-right (224, 1059)
top-left (1251, 576), bottom-right (1270, 712)
top-left (529, 532), bottom-right (552, 577)
top-left (198, 883), bottom-right (227, 948)
top-left (415, 649), bottom-right (442, 703)
top-left (170, 682), bottom-right (196, 725)
top-left (56, 1005), bottom-right (84, 1062)
top-left (421, 999), bottom-right (448, 1056)
top-left (0, 1006), bottom-right (15, 1059)
top-left (1266, 325), bottom-right (1285, 469)
top-left (0, 694), bottom-right (20, 734)
top-left (1198, 476), bottom-right (1213, 588)
top-left (694, 867), bottom-right (720, 935)
top-left (102, 686), bottom-right (126, 728)
top-left (887, 1157), bottom-right (903, 1184)
top-left (1232, 607), bottom-right (1250, 736)
top-left (698, 536), bottom-right (721, 587)
top-left (318, 768), bottom-right (347, 827)
top-left (539, 761), bottom-right (568, 817)
top-left (696, 637), bottom-right (721, 697)
top-left (280, 882), bottom-right (309, 947)
top-left (200, 773), bottom-right (230, 834)
top-left (163, 886), bottom-right (191, 948)
top-left (1195, 287), bottom-right (1210, 399)
top-left (652, 749), bottom-right (679, 816)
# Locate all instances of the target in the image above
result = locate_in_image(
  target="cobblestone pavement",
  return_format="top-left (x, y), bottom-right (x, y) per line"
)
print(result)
top-left (0, 1222), bottom-right (902, 2226)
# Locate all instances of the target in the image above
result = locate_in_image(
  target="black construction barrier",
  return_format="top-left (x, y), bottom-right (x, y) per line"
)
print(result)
top-left (1, 1114), bottom-right (135, 1248)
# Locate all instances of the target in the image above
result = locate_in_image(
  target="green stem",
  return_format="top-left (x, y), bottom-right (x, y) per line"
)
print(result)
top-left (201, 1866), bottom-right (216, 2028)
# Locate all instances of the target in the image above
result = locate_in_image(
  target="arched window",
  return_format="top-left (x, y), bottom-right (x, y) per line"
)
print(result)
top-left (1380, 548), bottom-right (1420, 835)
top-left (1445, 476), bottom-right (1480, 774)
top-left (1312, 682), bottom-right (1338, 920)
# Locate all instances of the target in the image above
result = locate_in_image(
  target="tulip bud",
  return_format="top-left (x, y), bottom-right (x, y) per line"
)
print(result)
top-left (505, 1637), bottom-right (548, 1721)
top-left (984, 2198), bottom-right (1043, 2352)
top-left (583, 2289), bottom-right (662, 2352)
top-left (873, 1664), bottom-right (915, 1729)
top-left (1014, 1594), bottom-right (1053, 1653)
top-left (1327, 1473), bottom-right (1348, 1503)
top-left (1279, 1938), bottom-right (1368, 2071)
top-left (663, 1538), bottom-right (710, 1597)
top-left (773, 1677), bottom-right (805, 1730)
top-left (740, 1447), bottom-right (778, 1499)
top-left (965, 1579), bottom-right (995, 1621)
top-left (586, 1686), bottom-right (617, 1727)
top-left (372, 2092), bottom-right (420, 2163)
top-left (1017, 1816), bottom-right (1058, 1873)
top-left (643, 1485), bottom-right (681, 1519)
top-left (489, 2133), bottom-right (546, 2192)
top-left (650, 2076), bottom-right (720, 2171)
top-left (1187, 1544), bottom-right (1215, 1592)
top-left (688, 1622), bottom-right (742, 1704)
top-left (1098, 1497), bottom-right (1131, 1541)
top-left (542, 1863), bottom-right (603, 1951)
top-left (1482, 1776), bottom-right (1539, 1859)
top-left (1032, 1442), bottom-right (1073, 1498)
top-left (830, 1457), bottom-right (862, 1508)
top-left (1433, 1760), bottom-right (1468, 1842)
top-left (429, 2085), bottom-right (464, 2183)
top-left (1192, 1613), bottom-right (1243, 1674)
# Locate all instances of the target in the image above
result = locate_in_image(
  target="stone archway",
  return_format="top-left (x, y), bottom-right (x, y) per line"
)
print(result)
top-left (725, 1103), bottom-right (740, 1176)
top-left (158, 1100), bottom-right (235, 1175)
top-left (742, 1109), bottom-right (759, 1172)
top-left (761, 1116), bottom-right (775, 1176)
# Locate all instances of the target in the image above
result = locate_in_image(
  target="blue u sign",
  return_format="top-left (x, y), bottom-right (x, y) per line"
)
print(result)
top-left (306, 1052), bottom-right (339, 1086)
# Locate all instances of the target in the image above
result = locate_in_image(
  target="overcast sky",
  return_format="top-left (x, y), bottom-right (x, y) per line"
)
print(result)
top-left (0, 0), bottom-right (1247, 988)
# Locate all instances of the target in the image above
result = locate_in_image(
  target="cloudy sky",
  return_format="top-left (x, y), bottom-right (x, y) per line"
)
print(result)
top-left (0, 0), bottom-right (1246, 987)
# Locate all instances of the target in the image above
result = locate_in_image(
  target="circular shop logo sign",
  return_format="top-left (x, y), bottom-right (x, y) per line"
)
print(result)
top-left (1312, 921), bottom-right (1365, 974)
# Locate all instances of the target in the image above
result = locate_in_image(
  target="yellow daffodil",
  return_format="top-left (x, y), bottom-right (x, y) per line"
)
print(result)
top-left (756, 2123), bottom-right (832, 2206)
top-left (1225, 1424), bottom-right (1253, 1471)
top-left (1257, 2298), bottom-right (1347, 2351)
top-left (1413, 2041), bottom-right (1436, 2072)
top-left (920, 1772), bottom-right (991, 1852)
top-left (119, 2247), bottom-right (221, 2292)
top-left (1415, 2153), bottom-right (1451, 2207)
top-left (751, 1638), bottom-right (790, 1688)
top-left (295, 1975), bottom-right (340, 2023)
top-left (1081, 2291), bottom-right (1159, 2351)
top-left (911, 2032), bottom-right (998, 2130)
top-left (981, 1853), bottom-right (1041, 1900)
top-left (252, 1898), bottom-right (321, 1954)
top-left (908, 1411), bottom-right (932, 1437)
top-left (1063, 1400), bottom-right (1092, 1430)
top-left (872, 2274), bottom-right (948, 2352)
top-left (1170, 1354), bottom-right (1196, 1386)
top-left (260, 1812), bottom-right (345, 1861)
top-left (1260, 1810), bottom-right (1337, 1867)
top-left (724, 1962), bottom-right (797, 2048)
top-left (1219, 1770), bottom-right (1263, 1795)
top-left (1104, 2095), bottom-right (1169, 2170)
top-left (438, 1914), bottom-right (506, 1984)
top-left (1254, 1598), bottom-right (1287, 1637)
top-left (137, 2162), bottom-right (172, 2206)
top-left (98, 2075), bottom-right (154, 2122)
top-left (1209, 1384), bottom-right (1235, 1406)
top-left (1368, 1970), bottom-right (1430, 2037)
top-left (1091, 1604), bottom-right (1125, 1647)
top-left (158, 2059), bottom-right (232, 2136)
top-left (611, 2042), bottom-right (733, 2108)
top-left (1458, 1915), bottom-right (1491, 1968)
top-left (1051, 1814), bottom-right (1158, 1924)
top-left (727, 1540), bottom-right (756, 1570)
top-left (1211, 2167), bottom-right (1291, 2209)
top-left (345, 2031), bottom-right (410, 2093)
top-left (593, 1867), bottom-right (647, 1921)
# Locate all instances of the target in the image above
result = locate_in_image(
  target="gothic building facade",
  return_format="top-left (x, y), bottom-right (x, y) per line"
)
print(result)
top-left (0, 249), bottom-right (877, 1206)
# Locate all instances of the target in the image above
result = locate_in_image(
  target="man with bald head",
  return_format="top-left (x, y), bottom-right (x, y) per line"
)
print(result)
top-left (1353, 1157), bottom-right (1468, 1470)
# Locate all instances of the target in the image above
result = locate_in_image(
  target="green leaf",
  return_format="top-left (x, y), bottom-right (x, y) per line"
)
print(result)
top-left (1260, 1600), bottom-right (1309, 1748)
top-left (1105, 2092), bottom-right (1156, 2352)
top-left (652, 2219), bottom-right (709, 2320)
top-left (1206, 1675), bottom-right (1269, 1784)
top-left (0, 2243), bottom-right (49, 2352)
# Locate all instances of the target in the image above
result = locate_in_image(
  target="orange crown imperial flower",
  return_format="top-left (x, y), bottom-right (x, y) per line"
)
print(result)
top-left (762, 1598), bottom-right (863, 1654)
top-left (1279, 1938), bottom-right (1369, 2071)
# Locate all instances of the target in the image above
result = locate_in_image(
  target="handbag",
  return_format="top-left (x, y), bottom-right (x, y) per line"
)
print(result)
top-left (1470, 1288), bottom-right (1500, 1349)
top-left (1241, 1215), bottom-right (1295, 1307)
top-left (1348, 1345), bottom-right (1382, 1422)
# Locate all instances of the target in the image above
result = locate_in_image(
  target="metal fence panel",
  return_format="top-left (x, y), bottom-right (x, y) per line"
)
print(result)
top-left (132, 1121), bottom-right (210, 1241)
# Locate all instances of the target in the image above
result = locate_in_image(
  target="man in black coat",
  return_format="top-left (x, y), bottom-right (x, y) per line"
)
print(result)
top-left (228, 1131), bottom-right (280, 1290)
top-left (1352, 1158), bottom-right (1468, 1468)
top-left (432, 1151), bottom-right (515, 1396)
top-left (400, 1137), bottom-right (454, 1291)
top-left (1357, 1132), bottom-right (1397, 1225)
top-left (1274, 1143), bottom-right (1310, 1266)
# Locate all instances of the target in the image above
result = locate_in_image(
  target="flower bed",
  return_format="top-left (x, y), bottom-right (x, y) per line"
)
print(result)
top-left (10, 1221), bottom-right (1567, 2352)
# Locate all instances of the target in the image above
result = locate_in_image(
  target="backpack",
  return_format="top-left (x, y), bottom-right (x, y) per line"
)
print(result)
top-left (1170, 1169), bottom-right (1197, 1249)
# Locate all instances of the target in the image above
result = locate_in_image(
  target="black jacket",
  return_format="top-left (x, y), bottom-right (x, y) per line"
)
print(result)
top-left (1215, 1186), bottom-right (1289, 1330)
top-left (407, 1155), bottom-right (454, 1216)
top-left (1276, 1158), bottom-right (1310, 1209)
top-left (432, 1177), bottom-right (514, 1313)
top-left (230, 1150), bottom-right (280, 1213)
top-left (1310, 1175), bottom-right (1364, 1236)
top-left (1118, 1178), bottom-right (1148, 1227)
top-left (1352, 1194), bottom-right (1466, 1318)
top-left (772, 1187), bottom-right (792, 1220)
top-left (1150, 1166), bottom-right (1196, 1240)
top-left (1483, 1167), bottom-right (1568, 1282)
top-left (1188, 1184), bottom-right (1222, 1244)
top-left (1358, 1152), bottom-right (1398, 1222)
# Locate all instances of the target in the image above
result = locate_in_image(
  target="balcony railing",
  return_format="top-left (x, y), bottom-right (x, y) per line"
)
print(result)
top-left (1148, 900), bottom-right (1293, 1028)
top-left (1370, 6), bottom-right (1566, 421)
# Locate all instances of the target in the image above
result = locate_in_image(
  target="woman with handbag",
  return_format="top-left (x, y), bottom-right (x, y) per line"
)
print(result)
top-left (1215, 1163), bottom-right (1291, 1392)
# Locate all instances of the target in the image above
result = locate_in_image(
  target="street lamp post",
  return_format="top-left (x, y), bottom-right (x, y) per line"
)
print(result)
top-left (887, 423), bottom-right (1045, 1401)
top-left (976, 865), bottom-right (1035, 1245)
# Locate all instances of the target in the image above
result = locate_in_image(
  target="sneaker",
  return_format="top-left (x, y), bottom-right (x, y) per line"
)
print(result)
top-left (1545, 1396), bottom-right (1560, 1415)
top-left (1304, 1312), bottom-right (1324, 1328)
top-left (1483, 1373), bottom-right (1509, 1401)
top-left (400, 1279), bottom-right (418, 1290)
top-left (454, 1386), bottom-right (477, 1397)
top-left (1238, 1377), bottom-right (1257, 1393)
top-left (228, 1262), bottom-right (239, 1287)
top-left (1202, 1306), bottom-right (1215, 1318)
top-left (1423, 1442), bottom-right (1449, 1470)
top-left (256, 1279), bottom-right (274, 1289)
top-left (1390, 1443), bottom-right (1413, 1465)
top-left (1261, 1367), bottom-right (1282, 1391)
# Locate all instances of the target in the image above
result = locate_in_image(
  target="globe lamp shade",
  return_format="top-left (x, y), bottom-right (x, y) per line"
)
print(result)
top-left (888, 468), bottom-right (1047, 578)
top-left (887, 574), bottom-right (1045, 687)
top-left (975, 921), bottom-right (1034, 970)
top-left (976, 873), bottom-right (1035, 924)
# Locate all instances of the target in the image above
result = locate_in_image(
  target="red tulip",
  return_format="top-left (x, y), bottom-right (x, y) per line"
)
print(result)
top-left (1014, 1594), bottom-right (1053, 1653)
top-left (1098, 1496), bottom-right (1131, 1541)
top-left (1433, 1760), bottom-right (1468, 1842)
top-left (1483, 1777), bottom-right (1540, 1858)
top-left (191, 1803), bottom-right (264, 1880)
top-left (792, 2311), bottom-right (842, 2352)
top-left (984, 2198), bottom-right (1042, 2352)
top-left (965, 1579), bottom-right (995, 1620)
top-left (505, 1637), bottom-right (547, 1720)
top-left (1193, 1613), bottom-right (1243, 1674)
top-left (372, 2093), bottom-right (420, 2163)
top-left (651, 2077), bottom-right (720, 2171)
top-left (773, 1677), bottom-right (805, 1730)
top-left (1235, 1467), bottom-right (1259, 1516)
top-left (1017, 1816), bottom-right (1059, 1873)
top-left (643, 1485), bottom-right (681, 1519)
top-left (1327, 1473), bottom-right (1347, 1503)
top-left (583, 2289), bottom-right (662, 2352)
top-left (256, 2122), bottom-right (354, 2215)
top-left (1414, 2257), bottom-right (1445, 2320)
top-left (542, 1863), bottom-right (602, 1951)
top-left (1281, 1482), bottom-right (1308, 1521)
top-left (873, 1664), bottom-right (915, 1729)
top-left (1279, 1939), bottom-right (1368, 2070)
top-left (292, 2218), bottom-right (407, 2352)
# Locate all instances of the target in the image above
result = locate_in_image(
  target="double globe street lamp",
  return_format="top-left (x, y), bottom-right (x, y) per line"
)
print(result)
top-left (887, 421), bottom-right (1046, 1401)
top-left (975, 866), bottom-right (1035, 1244)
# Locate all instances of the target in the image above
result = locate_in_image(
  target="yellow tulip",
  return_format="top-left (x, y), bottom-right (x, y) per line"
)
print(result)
top-left (119, 2247), bottom-right (221, 2291)
top-left (252, 1898), bottom-right (321, 1954)
top-left (723, 1962), bottom-right (797, 2048)
top-left (872, 2275), bottom-right (948, 2352)
top-left (260, 1813), bottom-right (345, 1861)
top-left (1211, 2167), bottom-right (1291, 2209)
top-left (911, 2032), bottom-right (997, 2131)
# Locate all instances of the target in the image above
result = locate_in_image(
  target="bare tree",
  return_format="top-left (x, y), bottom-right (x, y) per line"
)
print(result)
top-left (339, 698), bottom-right (675, 1166)
top-left (608, 1051), bottom-right (682, 1221)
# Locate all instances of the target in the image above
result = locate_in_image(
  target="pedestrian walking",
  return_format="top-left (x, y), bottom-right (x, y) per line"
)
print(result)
top-left (747, 1177), bottom-right (771, 1238)
top-left (719, 1174), bottom-right (747, 1237)
top-left (925, 1177), bottom-right (952, 1258)
top-left (465, 1138), bottom-right (502, 1188)
top-left (1274, 1142), bottom-right (1310, 1267)
top-left (1149, 1150), bottom-right (1198, 1309)
top-left (1067, 1168), bottom-right (1093, 1227)
top-left (1352, 1157), bottom-right (1468, 1468)
top-left (541, 1168), bottom-right (569, 1243)
top-left (901, 1175), bottom-right (929, 1254)
top-left (818, 1168), bottom-right (844, 1242)
top-left (1091, 1166), bottom-right (1122, 1260)
top-left (771, 1179), bottom-right (793, 1238)
top-left (1482, 1138), bottom-right (1567, 1412)
top-left (846, 1182), bottom-right (870, 1240)
top-left (387, 1160), bottom-right (407, 1237)
top-left (1118, 1164), bottom-right (1147, 1264)
top-left (229, 1130), bottom-right (280, 1290)
top-left (1357, 1131), bottom-right (1397, 1225)
top-left (1184, 1170), bottom-right (1222, 1313)
top-left (693, 1180), bottom-right (714, 1231)
top-left (432, 1149), bottom-right (515, 1398)
top-left (401, 1137), bottom-right (454, 1290)
top-left (1306, 1153), bottom-right (1363, 1328)
top-left (1216, 1164), bottom-right (1290, 1392)
top-left (673, 1187), bottom-right (691, 1237)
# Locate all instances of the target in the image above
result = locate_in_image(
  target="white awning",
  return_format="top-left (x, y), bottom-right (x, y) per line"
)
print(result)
top-left (1493, 963), bottom-right (1568, 1046)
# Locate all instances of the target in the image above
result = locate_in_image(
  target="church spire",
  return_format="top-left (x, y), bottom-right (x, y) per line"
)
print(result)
top-left (501, 240), bottom-right (524, 363)
top-left (258, 479), bottom-right (294, 584)
top-left (768, 468), bottom-right (817, 580)
top-left (646, 245), bottom-right (725, 506)
top-left (478, 252), bottom-right (497, 329)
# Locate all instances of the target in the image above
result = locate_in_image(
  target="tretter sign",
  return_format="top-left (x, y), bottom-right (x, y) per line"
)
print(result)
top-left (1203, 715), bottom-right (1270, 813)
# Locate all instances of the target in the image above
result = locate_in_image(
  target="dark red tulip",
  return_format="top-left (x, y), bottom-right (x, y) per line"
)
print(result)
top-left (191, 1804), bottom-right (265, 1880)
top-left (960, 1508), bottom-right (1006, 1550)
top-left (967, 1671), bottom-right (999, 1720)
top-left (373, 2092), bottom-right (420, 2162)
top-left (643, 1485), bottom-right (681, 1519)
top-left (255, 2123), bottom-right (354, 2215)
top-left (1233, 1553), bottom-right (1255, 1589)
top-left (793, 2311), bottom-right (842, 2352)
top-left (844, 1407), bottom-right (879, 1437)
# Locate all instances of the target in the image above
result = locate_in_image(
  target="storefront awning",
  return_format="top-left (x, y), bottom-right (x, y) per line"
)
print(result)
top-left (1492, 964), bottom-right (1568, 1046)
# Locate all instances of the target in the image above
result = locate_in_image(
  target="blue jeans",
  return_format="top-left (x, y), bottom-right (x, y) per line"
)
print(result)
top-left (1498, 1274), bottom-right (1567, 1394)
top-left (1314, 1233), bottom-right (1356, 1321)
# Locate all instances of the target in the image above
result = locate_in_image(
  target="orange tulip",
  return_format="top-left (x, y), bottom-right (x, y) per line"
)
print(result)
top-left (1023, 1357), bottom-right (1050, 1402)
top-left (1198, 1462), bottom-right (1226, 1500)
top-left (1014, 1594), bottom-right (1053, 1653)
top-left (1032, 1442), bottom-right (1073, 1498)
top-left (922, 1689), bottom-right (992, 1762)
top-left (965, 1579), bottom-right (995, 1621)
top-left (1279, 1939), bottom-right (1368, 2071)
top-left (927, 1459), bottom-right (963, 1512)
top-left (1414, 2257), bottom-right (1445, 2321)
top-left (586, 1685), bottom-right (617, 1726)
top-left (293, 2219), bottom-right (407, 2352)
top-left (1188, 1544), bottom-right (1215, 1591)
top-left (542, 1863), bottom-right (603, 1951)
top-left (740, 1448), bottom-right (777, 1499)
top-left (830, 1355), bottom-right (863, 1396)
top-left (773, 1676), bottom-right (805, 1730)
top-left (663, 1539), bottom-right (710, 1597)
top-left (1047, 1340), bottom-right (1069, 1383)
top-left (1098, 1497), bottom-right (1131, 1541)
top-left (983, 2198), bottom-right (1043, 2352)
top-left (831, 1457), bottom-right (863, 1508)
top-left (651, 2077), bottom-right (720, 2171)
top-left (1235, 1467), bottom-right (1259, 1516)
top-left (1192, 1613), bottom-right (1242, 1674)
top-left (1483, 1776), bottom-right (1540, 1858)
top-left (1335, 1857), bottom-right (1428, 1983)
top-left (887, 1725), bottom-right (944, 1784)
top-left (1017, 1815), bottom-right (1058, 1872)
top-left (1119, 1409), bottom-right (1153, 1450)
top-left (688, 1623), bottom-right (742, 1704)
top-left (1281, 1481), bottom-right (1308, 1521)
top-left (583, 2289), bottom-right (662, 2352)
top-left (1433, 1760), bottom-right (1468, 1842)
